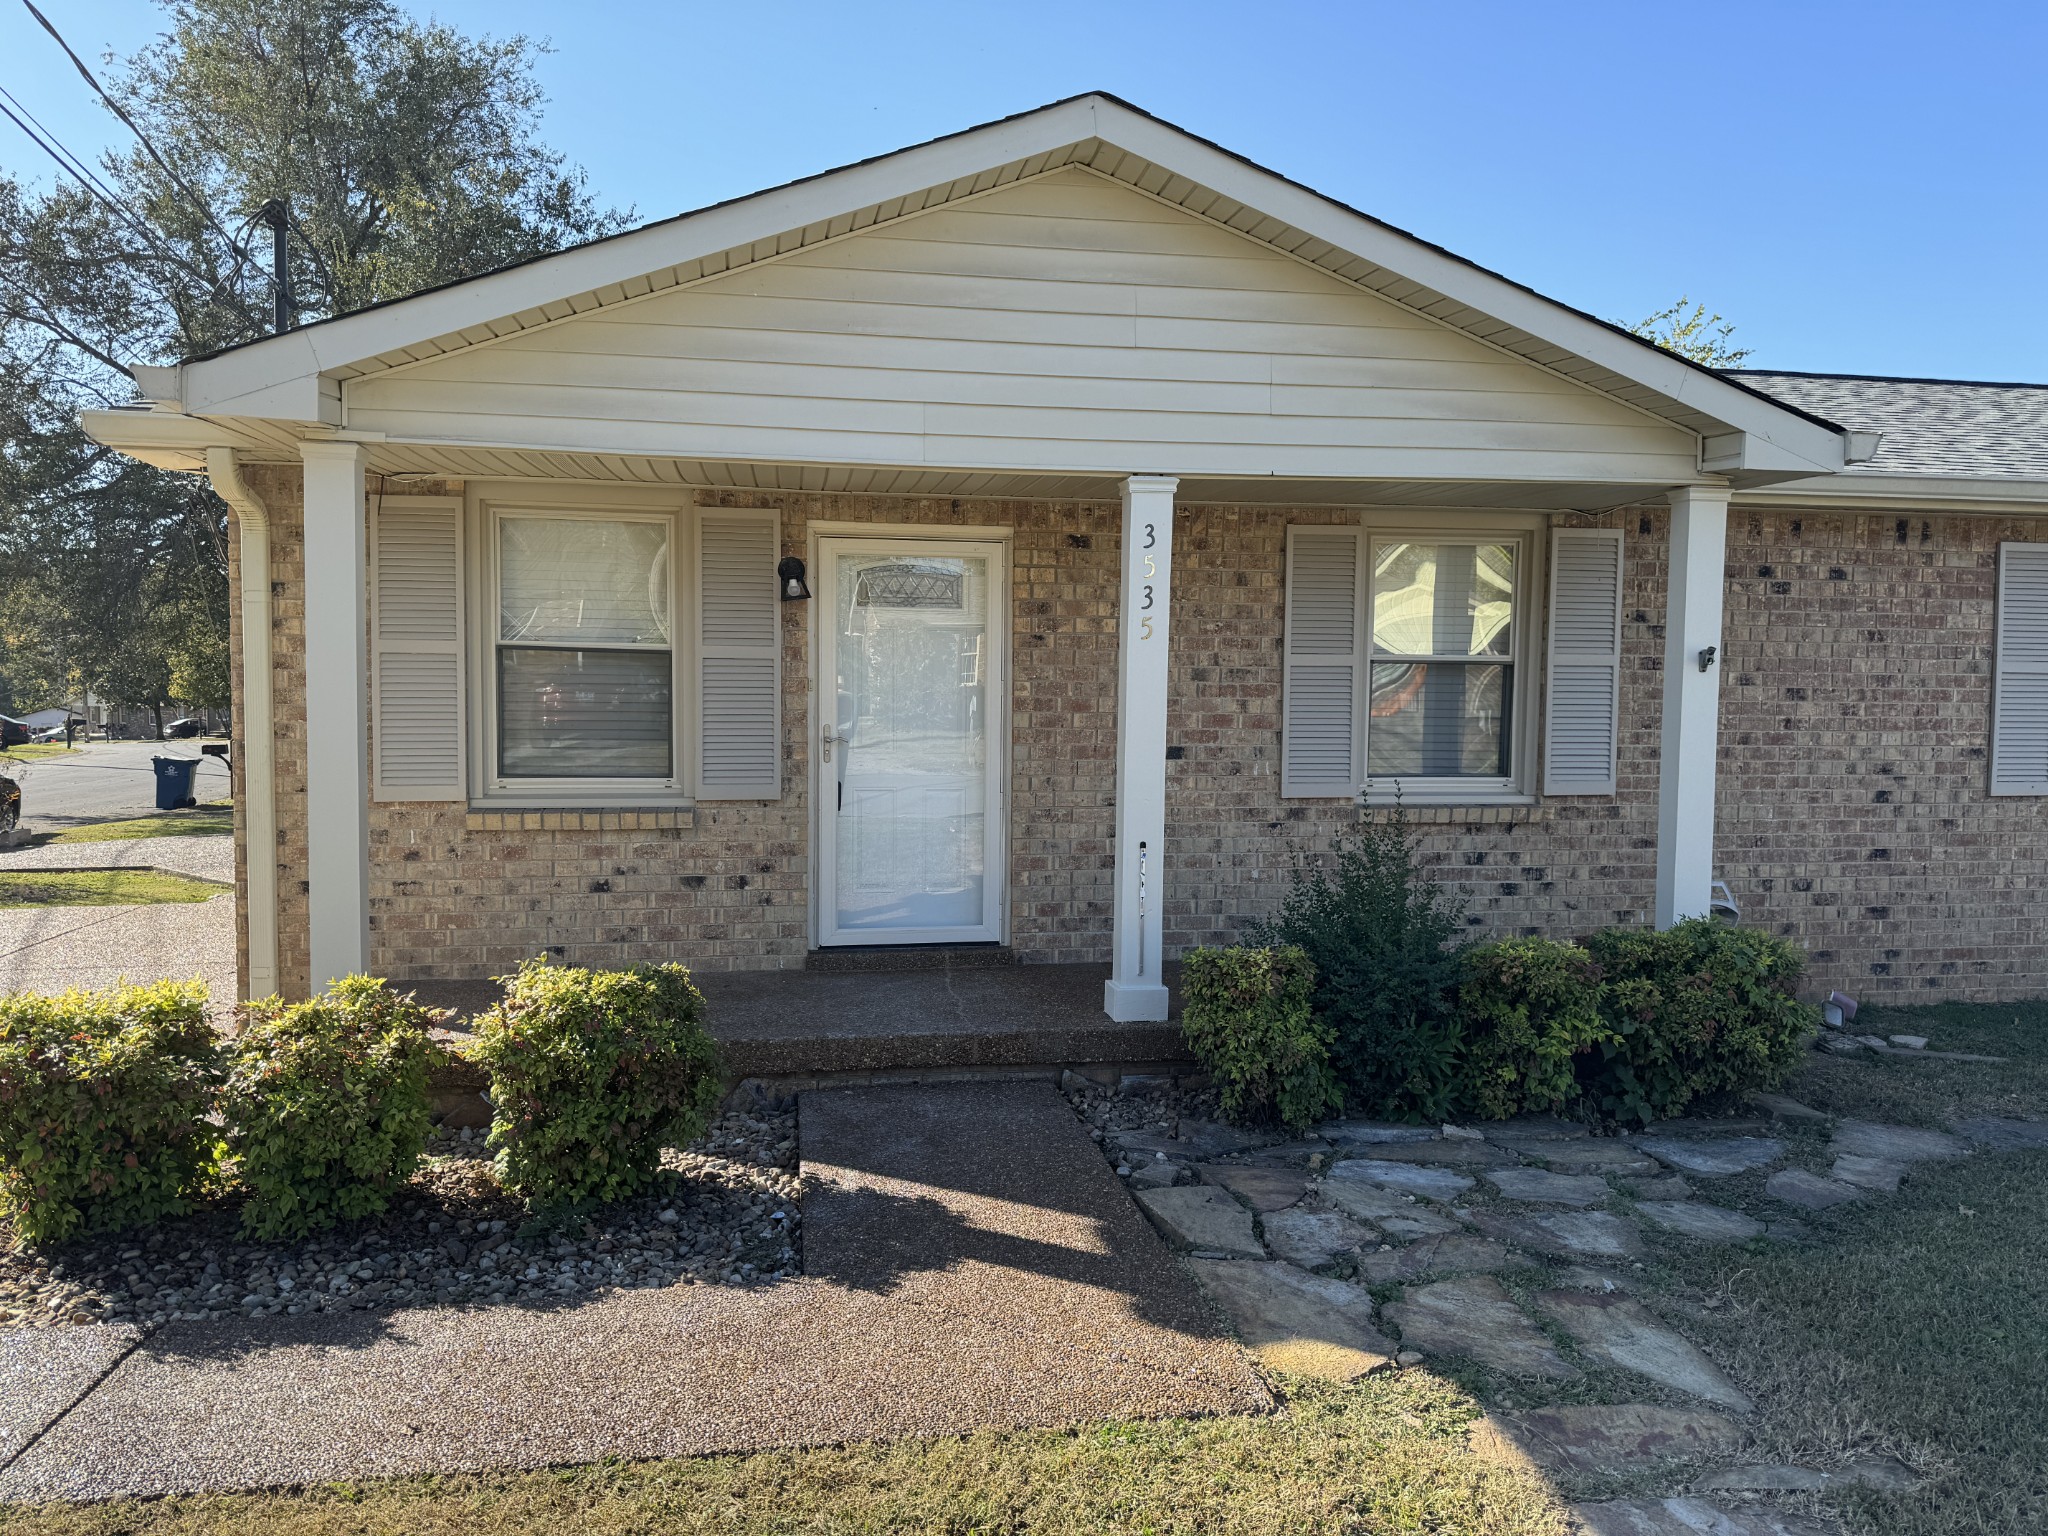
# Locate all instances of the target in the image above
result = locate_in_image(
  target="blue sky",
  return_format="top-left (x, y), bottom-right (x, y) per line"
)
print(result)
top-left (5, 0), bottom-right (2044, 381)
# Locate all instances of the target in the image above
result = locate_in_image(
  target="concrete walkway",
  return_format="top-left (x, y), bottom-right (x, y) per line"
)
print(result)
top-left (0, 1082), bottom-right (1265, 1503)
top-left (0, 893), bottom-right (235, 1006)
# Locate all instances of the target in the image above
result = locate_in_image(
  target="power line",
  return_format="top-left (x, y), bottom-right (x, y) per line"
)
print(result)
top-left (18, 0), bottom-right (277, 295)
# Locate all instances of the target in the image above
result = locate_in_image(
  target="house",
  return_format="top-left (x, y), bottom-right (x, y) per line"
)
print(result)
top-left (80, 94), bottom-right (2048, 1020)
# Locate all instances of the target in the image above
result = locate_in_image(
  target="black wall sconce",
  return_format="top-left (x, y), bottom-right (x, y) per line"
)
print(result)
top-left (778, 556), bottom-right (811, 602)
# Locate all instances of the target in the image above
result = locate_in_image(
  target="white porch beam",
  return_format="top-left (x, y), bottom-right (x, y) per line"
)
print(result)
top-left (300, 440), bottom-right (372, 987)
top-left (1105, 474), bottom-right (1178, 1023)
top-left (1655, 484), bottom-right (1731, 927)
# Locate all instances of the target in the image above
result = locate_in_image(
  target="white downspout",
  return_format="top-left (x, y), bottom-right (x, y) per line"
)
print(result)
top-left (204, 447), bottom-right (279, 999)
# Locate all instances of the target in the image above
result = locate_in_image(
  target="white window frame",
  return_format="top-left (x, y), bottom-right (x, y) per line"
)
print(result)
top-left (466, 486), bottom-right (697, 808)
top-left (1360, 514), bottom-right (1543, 806)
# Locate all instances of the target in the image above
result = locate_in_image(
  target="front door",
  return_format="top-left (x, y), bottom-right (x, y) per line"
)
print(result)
top-left (815, 538), bottom-right (1007, 946)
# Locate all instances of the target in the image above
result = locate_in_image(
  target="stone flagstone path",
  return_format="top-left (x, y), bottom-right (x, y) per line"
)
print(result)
top-left (1082, 1081), bottom-right (2048, 1535)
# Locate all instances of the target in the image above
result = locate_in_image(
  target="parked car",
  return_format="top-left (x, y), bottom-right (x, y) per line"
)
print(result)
top-left (166, 718), bottom-right (202, 739)
top-left (29, 724), bottom-right (67, 743)
top-left (0, 716), bottom-right (28, 748)
top-left (0, 773), bottom-right (17, 835)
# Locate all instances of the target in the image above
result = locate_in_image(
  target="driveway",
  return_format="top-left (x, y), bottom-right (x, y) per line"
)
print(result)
top-left (4, 741), bottom-right (229, 830)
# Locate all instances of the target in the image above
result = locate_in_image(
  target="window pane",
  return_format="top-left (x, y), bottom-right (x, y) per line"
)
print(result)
top-left (1368, 661), bottom-right (1511, 778)
top-left (1371, 541), bottom-right (1515, 657)
top-left (498, 647), bottom-right (672, 778)
top-left (500, 517), bottom-right (670, 646)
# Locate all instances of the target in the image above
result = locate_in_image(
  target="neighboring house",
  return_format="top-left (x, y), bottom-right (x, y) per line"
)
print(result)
top-left (80, 94), bottom-right (2048, 1013)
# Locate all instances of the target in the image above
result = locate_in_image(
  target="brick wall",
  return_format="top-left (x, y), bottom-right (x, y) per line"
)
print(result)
top-left (228, 474), bottom-right (2048, 1002)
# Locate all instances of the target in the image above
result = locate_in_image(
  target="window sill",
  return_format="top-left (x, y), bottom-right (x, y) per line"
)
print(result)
top-left (465, 806), bottom-right (696, 833)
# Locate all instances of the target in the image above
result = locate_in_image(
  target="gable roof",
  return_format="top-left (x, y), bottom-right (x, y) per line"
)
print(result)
top-left (127, 92), bottom-right (1850, 484)
top-left (1730, 370), bottom-right (2048, 481)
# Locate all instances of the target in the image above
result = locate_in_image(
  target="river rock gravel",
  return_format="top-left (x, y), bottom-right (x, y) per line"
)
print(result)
top-left (0, 1107), bottom-right (800, 1330)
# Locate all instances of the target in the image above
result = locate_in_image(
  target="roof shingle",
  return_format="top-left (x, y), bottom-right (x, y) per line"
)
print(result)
top-left (1727, 370), bottom-right (2048, 481)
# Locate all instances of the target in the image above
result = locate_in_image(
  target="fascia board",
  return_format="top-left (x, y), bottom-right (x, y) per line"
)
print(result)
top-left (1736, 473), bottom-right (2048, 512)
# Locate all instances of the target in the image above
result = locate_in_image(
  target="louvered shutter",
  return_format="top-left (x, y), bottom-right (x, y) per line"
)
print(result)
top-left (1282, 526), bottom-right (1364, 797)
top-left (1992, 542), bottom-right (2048, 795)
top-left (1543, 527), bottom-right (1625, 796)
top-left (695, 511), bottom-right (782, 799)
top-left (370, 496), bottom-right (464, 801)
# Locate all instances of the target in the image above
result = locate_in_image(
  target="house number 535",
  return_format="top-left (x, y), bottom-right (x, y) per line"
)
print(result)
top-left (1140, 522), bottom-right (1157, 639)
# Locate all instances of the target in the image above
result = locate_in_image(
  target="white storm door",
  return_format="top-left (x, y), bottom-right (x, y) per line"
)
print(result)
top-left (816, 538), bottom-right (1006, 946)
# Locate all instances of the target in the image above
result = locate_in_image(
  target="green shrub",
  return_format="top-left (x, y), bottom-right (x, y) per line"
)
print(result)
top-left (472, 959), bottom-right (724, 1206)
top-left (222, 977), bottom-right (441, 1239)
top-left (1453, 939), bottom-right (1611, 1120)
top-left (1580, 919), bottom-right (1818, 1124)
top-left (1179, 946), bottom-right (1341, 1131)
top-left (0, 980), bottom-right (219, 1244)
top-left (1247, 808), bottom-right (1468, 1120)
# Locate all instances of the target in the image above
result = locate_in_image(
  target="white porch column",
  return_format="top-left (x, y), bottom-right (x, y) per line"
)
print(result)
top-left (1655, 484), bottom-right (1731, 927)
top-left (1105, 474), bottom-right (1178, 1022)
top-left (300, 441), bottom-right (372, 987)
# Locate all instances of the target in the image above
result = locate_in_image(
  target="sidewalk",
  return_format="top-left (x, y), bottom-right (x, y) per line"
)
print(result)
top-left (0, 833), bottom-right (236, 1006)
top-left (0, 1082), bottom-right (1266, 1503)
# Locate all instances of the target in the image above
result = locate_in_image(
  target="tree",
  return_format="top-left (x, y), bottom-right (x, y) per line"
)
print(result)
top-left (1621, 297), bottom-right (1753, 370)
top-left (0, 0), bottom-right (627, 729)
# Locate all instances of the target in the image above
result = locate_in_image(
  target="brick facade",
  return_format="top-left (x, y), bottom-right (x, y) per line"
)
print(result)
top-left (227, 471), bottom-right (2048, 1003)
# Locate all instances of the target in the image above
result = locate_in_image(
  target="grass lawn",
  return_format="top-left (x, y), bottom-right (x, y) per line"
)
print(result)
top-left (0, 1372), bottom-right (1573, 1536)
top-left (0, 742), bottom-right (81, 762)
top-left (0, 870), bottom-right (227, 908)
top-left (41, 804), bottom-right (234, 844)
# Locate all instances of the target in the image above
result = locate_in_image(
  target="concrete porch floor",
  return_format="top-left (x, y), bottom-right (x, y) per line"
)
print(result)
top-left (408, 961), bottom-right (1191, 1081)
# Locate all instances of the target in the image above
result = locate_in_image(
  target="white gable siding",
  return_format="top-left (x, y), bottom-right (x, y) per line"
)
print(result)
top-left (346, 168), bottom-right (1698, 483)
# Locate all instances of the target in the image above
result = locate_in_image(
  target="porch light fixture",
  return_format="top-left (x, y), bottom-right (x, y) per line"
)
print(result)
top-left (778, 556), bottom-right (811, 602)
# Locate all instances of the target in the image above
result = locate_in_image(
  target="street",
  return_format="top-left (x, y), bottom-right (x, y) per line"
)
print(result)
top-left (2, 740), bottom-right (232, 829)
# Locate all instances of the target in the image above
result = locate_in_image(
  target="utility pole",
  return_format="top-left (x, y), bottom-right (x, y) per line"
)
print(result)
top-left (258, 199), bottom-right (291, 334)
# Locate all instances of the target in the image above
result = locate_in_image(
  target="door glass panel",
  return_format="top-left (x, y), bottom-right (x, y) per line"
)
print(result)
top-left (832, 552), bottom-right (989, 934)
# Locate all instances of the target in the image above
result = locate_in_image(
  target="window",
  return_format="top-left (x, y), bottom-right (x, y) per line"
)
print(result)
top-left (1281, 519), bottom-right (1543, 803)
top-left (1367, 539), bottom-right (1517, 780)
top-left (492, 511), bottom-right (675, 782)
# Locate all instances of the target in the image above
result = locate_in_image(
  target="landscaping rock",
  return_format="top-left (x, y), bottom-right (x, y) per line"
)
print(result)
top-left (1125, 1162), bottom-right (1184, 1192)
top-left (1466, 1208), bottom-right (1645, 1261)
top-left (1553, 1264), bottom-right (1636, 1293)
top-left (1627, 1176), bottom-right (1695, 1201)
top-left (1234, 1138), bottom-right (1334, 1168)
top-left (1356, 1138), bottom-right (1517, 1169)
top-left (1134, 1187), bottom-right (1263, 1257)
top-left (1111, 1119), bottom-right (1268, 1161)
top-left (1482, 1114), bottom-right (1589, 1143)
top-left (1888, 1034), bottom-right (1929, 1050)
top-left (1764, 1168), bottom-right (1859, 1211)
top-left (1382, 1275), bottom-right (1581, 1380)
top-left (1260, 1208), bottom-right (1372, 1269)
top-left (1953, 1116), bottom-right (2048, 1151)
top-left (1195, 1164), bottom-right (1306, 1213)
top-left (1831, 1154), bottom-right (1907, 1193)
top-left (1632, 1136), bottom-right (1784, 1177)
top-left (1354, 1233), bottom-right (1509, 1284)
top-left (1529, 1141), bottom-right (1660, 1175)
top-left (1187, 1259), bottom-right (1396, 1380)
top-left (1748, 1092), bottom-right (1830, 1126)
top-left (1319, 1120), bottom-right (1438, 1147)
top-left (0, 1110), bottom-right (801, 1330)
top-left (1832, 1119), bottom-right (1968, 1164)
top-left (1632, 1202), bottom-right (1766, 1243)
top-left (1314, 1182), bottom-right (1460, 1238)
top-left (1327, 1160), bottom-right (1475, 1202)
top-left (1533, 1291), bottom-right (1753, 1411)
top-left (1486, 1402), bottom-right (1741, 1476)
top-left (1483, 1168), bottom-right (1612, 1206)
top-left (1574, 1498), bottom-right (1831, 1536)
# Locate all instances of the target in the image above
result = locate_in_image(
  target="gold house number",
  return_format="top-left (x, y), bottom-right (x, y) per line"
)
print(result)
top-left (1140, 522), bottom-right (1157, 639)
